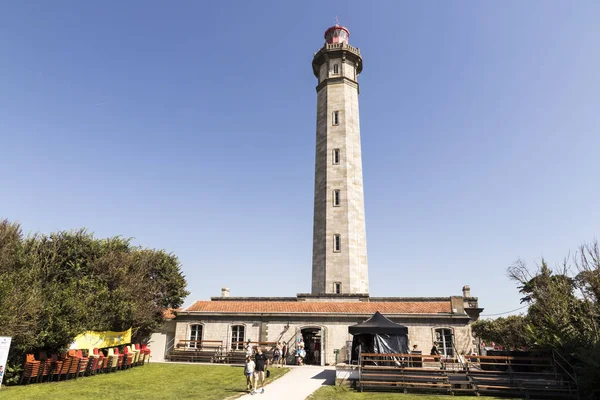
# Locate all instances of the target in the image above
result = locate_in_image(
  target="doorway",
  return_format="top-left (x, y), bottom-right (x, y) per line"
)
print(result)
top-left (300, 327), bottom-right (322, 366)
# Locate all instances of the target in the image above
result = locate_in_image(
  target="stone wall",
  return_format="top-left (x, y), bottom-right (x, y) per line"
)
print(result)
top-left (171, 314), bottom-right (476, 366)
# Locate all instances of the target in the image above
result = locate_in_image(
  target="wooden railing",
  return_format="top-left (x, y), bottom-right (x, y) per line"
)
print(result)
top-left (464, 354), bottom-right (554, 370)
top-left (357, 352), bottom-right (577, 398)
top-left (175, 339), bottom-right (223, 350)
top-left (230, 341), bottom-right (277, 351)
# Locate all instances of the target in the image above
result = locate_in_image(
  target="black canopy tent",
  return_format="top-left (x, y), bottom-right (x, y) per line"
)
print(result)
top-left (349, 311), bottom-right (409, 364)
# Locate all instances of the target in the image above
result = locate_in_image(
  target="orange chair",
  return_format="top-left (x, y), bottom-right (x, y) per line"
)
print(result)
top-left (87, 355), bottom-right (98, 375)
top-left (135, 344), bottom-right (146, 366)
top-left (127, 345), bottom-right (138, 366)
top-left (57, 352), bottom-right (73, 380)
top-left (76, 350), bottom-right (89, 377)
top-left (49, 353), bottom-right (63, 381)
top-left (89, 348), bottom-right (102, 375)
top-left (99, 349), bottom-right (111, 373)
top-left (114, 347), bottom-right (124, 370)
top-left (67, 349), bottom-right (80, 379)
top-left (106, 348), bottom-right (119, 372)
top-left (122, 347), bottom-right (134, 370)
top-left (37, 351), bottom-right (53, 382)
top-left (141, 344), bottom-right (151, 363)
top-left (20, 354), bottom-right (41, 384)
top-left (96, 353), bottom-right (105, 374)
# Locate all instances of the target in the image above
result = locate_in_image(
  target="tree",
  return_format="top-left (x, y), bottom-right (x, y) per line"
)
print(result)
top-left (472, 315), bottom-right (530, 349)
top-left (506, 242), bottom-right (600, 398)
top-left (0, 219), bottom-right (189, 383)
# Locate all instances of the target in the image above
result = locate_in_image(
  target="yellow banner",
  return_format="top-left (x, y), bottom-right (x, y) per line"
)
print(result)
top-left (70, 328), bottom-right (132, 350)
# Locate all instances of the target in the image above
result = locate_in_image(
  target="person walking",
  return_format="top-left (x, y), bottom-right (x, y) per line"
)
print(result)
top-left (280, 342), bottom-right (288, 367)
top-left (245, 339), bottom-right (254, 358)
top-left (244, 356), bottom-right (255, 392)
top-left (253, 347), bottom-right (269, 394)
top-left (272, 342), bottom-right (281, 367)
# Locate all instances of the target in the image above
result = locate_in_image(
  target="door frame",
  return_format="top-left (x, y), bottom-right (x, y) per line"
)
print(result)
top-left (298, 325), bottom-right (326, 366)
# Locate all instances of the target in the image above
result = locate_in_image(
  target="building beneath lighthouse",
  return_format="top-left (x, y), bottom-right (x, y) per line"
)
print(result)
top-left (149, 24), bottom-right (483, 366)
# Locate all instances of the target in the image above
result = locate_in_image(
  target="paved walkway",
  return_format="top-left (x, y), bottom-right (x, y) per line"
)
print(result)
top-left (236, 366), bottom-right (334, 400)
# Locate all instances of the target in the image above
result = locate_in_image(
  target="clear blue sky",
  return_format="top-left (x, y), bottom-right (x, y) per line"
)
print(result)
top-left (1, 1), bottom-right (598, 317)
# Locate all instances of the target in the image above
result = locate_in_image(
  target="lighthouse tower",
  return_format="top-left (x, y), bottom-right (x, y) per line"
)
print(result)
top-left (311, 24), bottom-right (369, 295)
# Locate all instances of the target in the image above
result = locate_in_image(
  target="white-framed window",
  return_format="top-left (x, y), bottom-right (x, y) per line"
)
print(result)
top-left (333, 63), bottom-right (339, 74)
top-left (333, 234), bottom-right (341, 252)
top-left (333, 149), bottom-right (340, 165)
top-left (434, 328), bottom-right (454, 356)
top-left (333, 111), bottom-right (339, 126)
top-left (333, 190), bottom-right (340, 207)
top-left (334, 282), bottom-right (342, 294)
top-left (189, 324), bottom-right (203, 348)
top-left (231, 325), bottom-right (245, 350)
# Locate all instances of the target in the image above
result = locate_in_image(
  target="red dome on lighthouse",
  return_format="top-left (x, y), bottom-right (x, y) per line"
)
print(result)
top-left (324, 22), bottom-right (350, 44)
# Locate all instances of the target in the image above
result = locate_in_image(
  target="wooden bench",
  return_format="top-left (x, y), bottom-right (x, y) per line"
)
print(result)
top-left (476, 384), bottom-right (523, 391)
top-left (361, 380), bottom-right (450, 387)
top-left (361, 372), bottom-right (448, 381)
top-left (355, 352), bottom-right (578, 399)
top-left (175, 340), bottom-right (222, 351)
top-left (359, 354), bottom-right (453, 394)
top-left (360, 379), bottom-right (451, 394)
top-left (167, 351), bottom-right (216, 363)
top-left (227, 341), bottom-right (277, 364)
top-left (167, 340), bottom-right (223, 363)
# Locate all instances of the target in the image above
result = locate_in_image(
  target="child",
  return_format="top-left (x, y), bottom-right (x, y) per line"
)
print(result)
top-left (272, 342), bottom-right (281, 367)
top-left (244, 356), bottom-right (255, 392)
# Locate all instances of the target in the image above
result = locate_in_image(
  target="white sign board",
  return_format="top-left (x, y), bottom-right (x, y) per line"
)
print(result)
top-left (0, 336), bottom-right (12, 388)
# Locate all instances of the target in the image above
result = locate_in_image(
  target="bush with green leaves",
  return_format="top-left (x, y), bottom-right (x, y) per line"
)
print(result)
top-left (0, 219), bottom-right (189, 383)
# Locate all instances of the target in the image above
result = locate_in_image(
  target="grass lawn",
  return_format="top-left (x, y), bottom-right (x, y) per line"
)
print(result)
top-left (0, 363), bottom-right (288, 400)
top-left (308, 386), bottom-right (506, 400)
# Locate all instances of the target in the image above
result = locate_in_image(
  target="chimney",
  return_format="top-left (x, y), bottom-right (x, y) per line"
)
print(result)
top-left (221, 287), bottom-right (230, 297)
top-left (462, 285), bottom-right (471, 298)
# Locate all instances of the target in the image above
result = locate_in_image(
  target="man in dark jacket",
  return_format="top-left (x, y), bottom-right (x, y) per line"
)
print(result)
top-left (430, 341), bottom-right (444, 369)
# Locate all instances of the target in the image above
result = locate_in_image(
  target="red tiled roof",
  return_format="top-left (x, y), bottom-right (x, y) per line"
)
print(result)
top-left (162, 308), bottom-right (180, 319)
top-left (183, 301), bottom-right (450, 315)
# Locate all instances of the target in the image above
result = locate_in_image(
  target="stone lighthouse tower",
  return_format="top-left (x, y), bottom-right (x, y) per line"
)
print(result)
top-left (311, 23), bottom-right (369, 295)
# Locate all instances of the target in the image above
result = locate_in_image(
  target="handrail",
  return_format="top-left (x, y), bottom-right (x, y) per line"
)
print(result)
top-left (552, 350), bottom-right (578, 388)
top-left (361, 352), bottom-right (441, 360)
top-left (361, 352), bottom-right (561, 372)
top-left (464, 355), bottom-right (552, 361)
top-left (176, 339), bottom-right (222, 350)
top-left (177, 340), bottom-right (222, 344)
top-left (231, 341), bottom-right (277, 348)
top-left (164, 337), bottom-right (175, 358)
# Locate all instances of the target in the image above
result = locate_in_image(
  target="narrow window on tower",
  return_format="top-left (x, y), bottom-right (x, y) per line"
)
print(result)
top-left (333, 234), bottom-right (341, 252)
top-left (333, 149), bottom-right (340, 164)
top-left (333, 63), bottom-right (339, 75)
top-left (333, 190), bottom-right (340, 207)
top-left (333, 111), bottom-right (339, 126)
top-left (334, 282), bottom-right (342, 294)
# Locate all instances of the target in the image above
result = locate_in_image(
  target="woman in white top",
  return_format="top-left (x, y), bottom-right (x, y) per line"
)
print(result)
top-left (244, 356), bottom-right (255, 392)
top-left (245, 340), bottom-right (254, 358)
